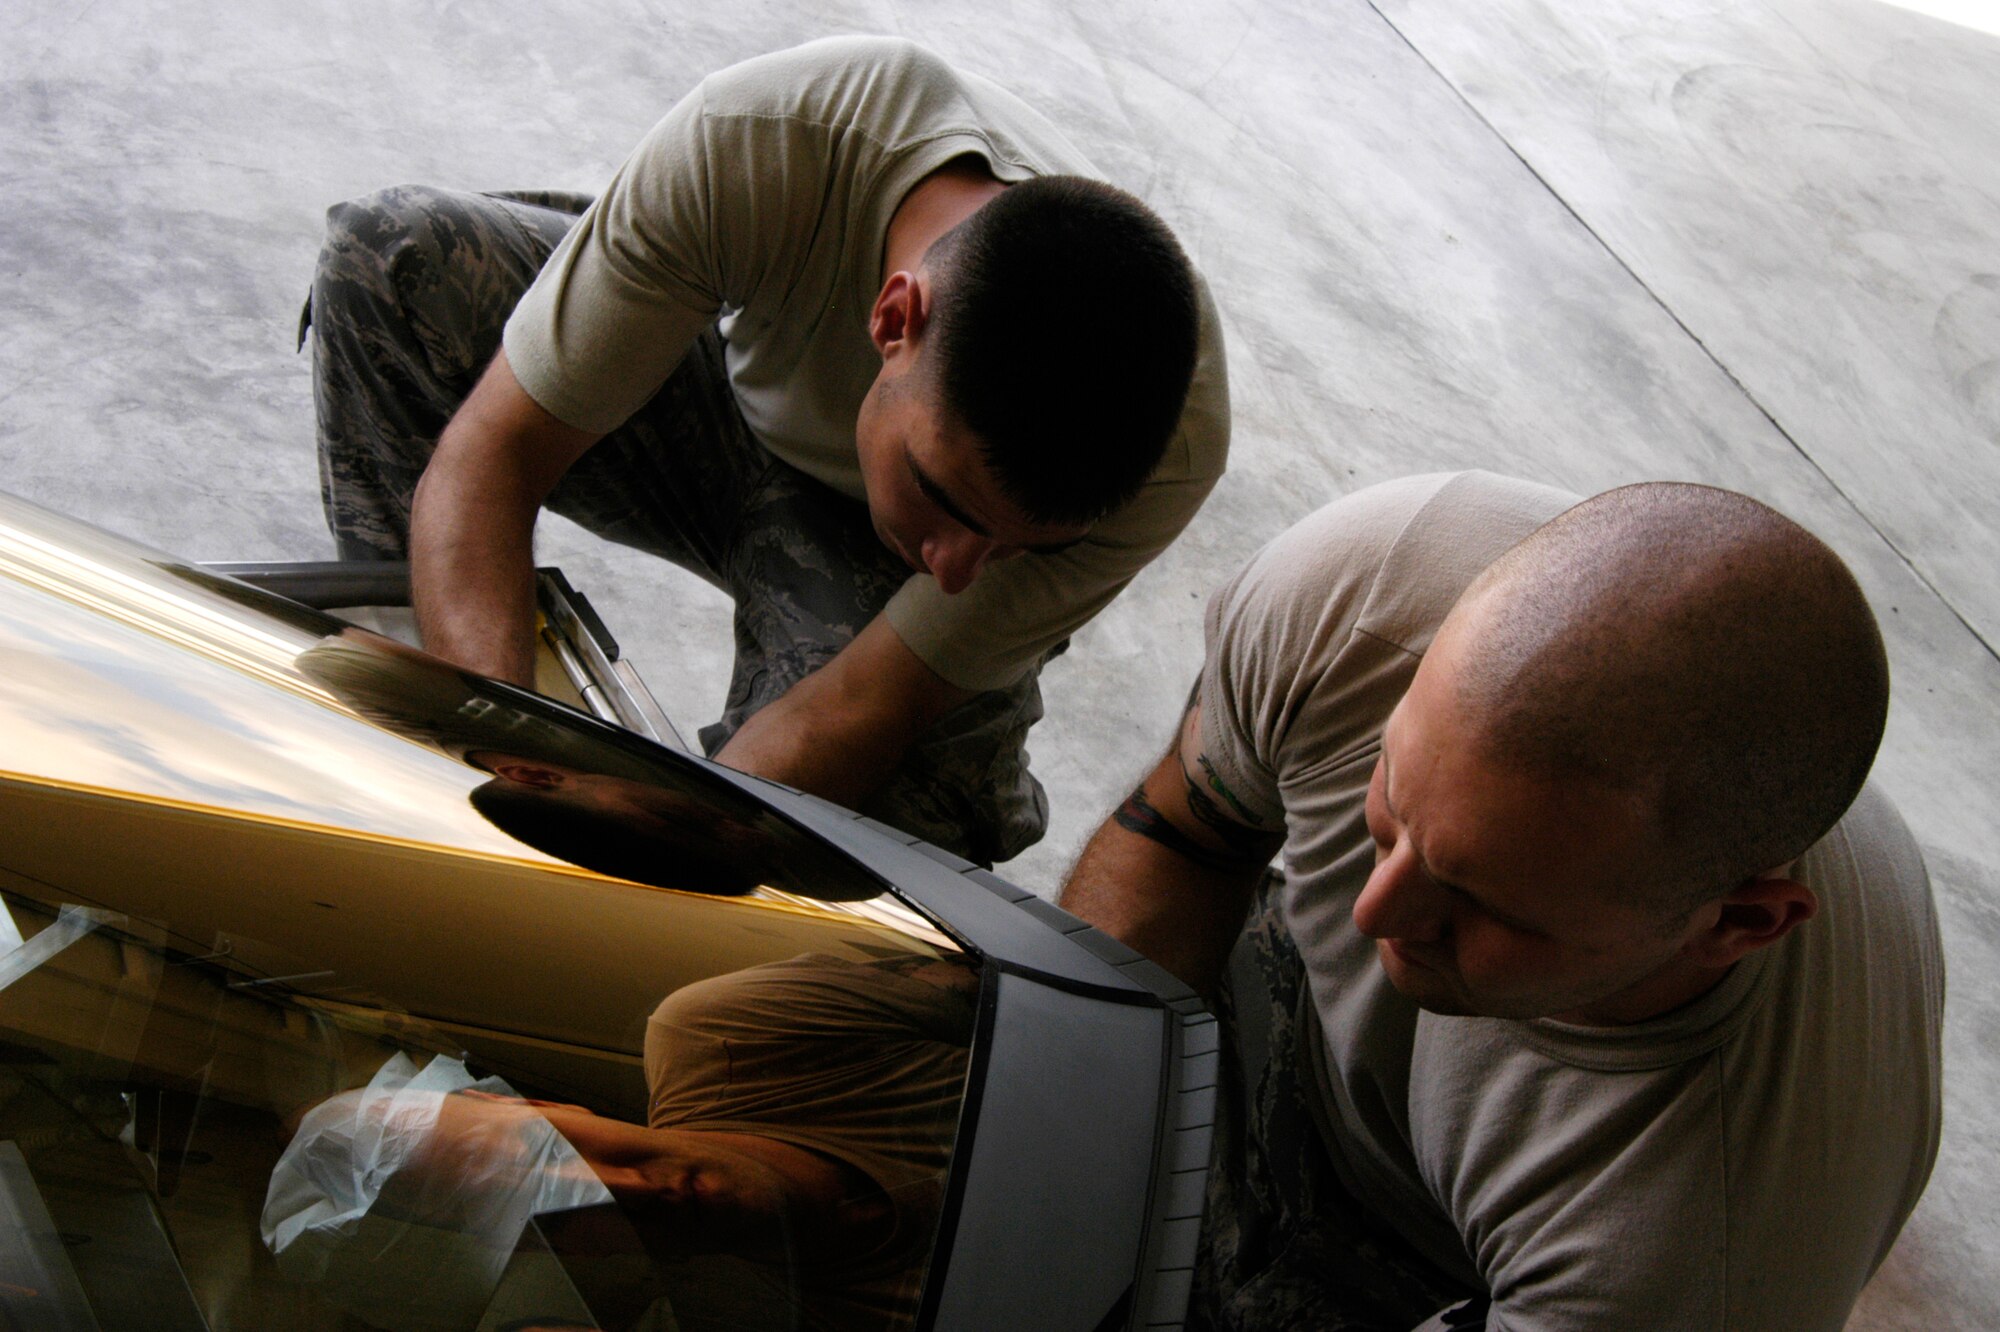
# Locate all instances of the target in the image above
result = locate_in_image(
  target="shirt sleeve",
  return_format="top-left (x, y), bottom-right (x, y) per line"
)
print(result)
top-left (1196, 471), bottom-right (1578, 826)
top-left (503, 73), bottom-right (827, 434)
top-left (1195, 473), bottom-right (1470, 827)
top-left (884, 472), bottom-right (1222, 693)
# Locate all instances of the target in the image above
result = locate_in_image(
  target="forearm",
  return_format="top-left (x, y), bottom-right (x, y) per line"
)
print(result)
top-left (410, 443), bottom-right (542, 685)
top-left (1062, 699), bottom-right (1286, 995)
top-left (715, 678), bottom-right (910, 807)
top-left (716, 614), bottom-right (966, 808)
top-left (408, 351), bottom-right (599, 686)
top-left (1061, 768), bottom-right (1268, 997)
top-left (1063, 816), bottom-right (1262, 997)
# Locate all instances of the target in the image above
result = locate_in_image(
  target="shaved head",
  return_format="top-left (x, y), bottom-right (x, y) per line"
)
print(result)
top-left (1444, 483), bottom-right (1888, 908)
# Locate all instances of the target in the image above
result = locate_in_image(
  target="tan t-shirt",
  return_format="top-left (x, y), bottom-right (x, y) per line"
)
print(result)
top-left (505, 36), bottom-right (1230, 691)
top-left (643, 953), bottom-right (972, 1329)
top-left (644, 954), bottom-right (971, 1249)
top-left (1197, 471), bottom-right (1946, 1331)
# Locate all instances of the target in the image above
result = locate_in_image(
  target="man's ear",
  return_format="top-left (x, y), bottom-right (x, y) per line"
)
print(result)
top-left (1682, 872), bottom-right (1818, 969)
top-left (868, 269), bottom-right (932, 357)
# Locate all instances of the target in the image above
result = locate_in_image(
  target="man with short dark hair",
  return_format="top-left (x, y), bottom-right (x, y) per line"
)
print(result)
top-left (1061, 471), bottom-right (1944, 1330)
top-left (308, 37), bottom-right (1227, 863)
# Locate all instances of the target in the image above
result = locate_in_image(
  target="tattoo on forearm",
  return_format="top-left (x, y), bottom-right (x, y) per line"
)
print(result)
top-left (1114, 785), bottom-right (1271, 872)
top-left (1114, 786), bottom-right (1232, 869)
top-left (1176, 752), bottom-right (1283, 859)
top-left (1197, 752), bottom-right (1264, 825)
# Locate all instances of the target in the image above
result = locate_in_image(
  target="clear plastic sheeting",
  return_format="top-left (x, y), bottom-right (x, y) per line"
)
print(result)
top-left (0, 885), bottom-right (969, 1329)
top-left (262, 1053), bottom-right (615, 1332)
top-left (0, 903), bottom-right (114, 992)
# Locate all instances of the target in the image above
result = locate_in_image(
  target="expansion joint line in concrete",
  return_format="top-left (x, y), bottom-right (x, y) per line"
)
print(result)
top-left (1361, 1), bottom-right (1999, 671)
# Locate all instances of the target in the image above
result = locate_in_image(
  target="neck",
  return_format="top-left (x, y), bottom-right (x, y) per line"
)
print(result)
top-left (1554, 954), bottom-right (1735, 1026)
top-left (882, 157), bottom-right (1005, 280)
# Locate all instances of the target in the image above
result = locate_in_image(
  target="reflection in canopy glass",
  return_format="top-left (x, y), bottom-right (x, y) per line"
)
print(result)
top-left (0, 489), bottom-right (979, 1329)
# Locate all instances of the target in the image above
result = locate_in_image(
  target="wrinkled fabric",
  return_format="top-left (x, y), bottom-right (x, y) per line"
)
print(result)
top-left (261, 1053), bottom-right (614, 1332)
top-left (307, 185), bottom-right (1051, 863)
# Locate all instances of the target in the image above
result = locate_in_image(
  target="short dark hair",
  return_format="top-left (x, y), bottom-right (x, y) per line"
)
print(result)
top-left (923, 175), bottom-right (1201, 526)
top-left (1455, 483), bottom-right (1889, 911)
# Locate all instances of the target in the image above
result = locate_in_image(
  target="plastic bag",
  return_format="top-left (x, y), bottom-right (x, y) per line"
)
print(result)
top-left (261, 1052), bottom-right (614, 1331)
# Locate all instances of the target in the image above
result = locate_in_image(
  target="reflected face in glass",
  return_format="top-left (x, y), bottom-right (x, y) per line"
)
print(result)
top-left (622, 1128), bottom-right (798, 1251)
top-left (619, 1127), bottom-right (889, 1261)
top-left (472, 755), bottom-right (758, 844)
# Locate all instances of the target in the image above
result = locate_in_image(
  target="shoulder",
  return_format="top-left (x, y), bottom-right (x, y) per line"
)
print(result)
top-left (1195, 473), bottom-right (1573, 794)
top-left (695, 36), bottom-right (966, 126)
top-left (1786, 779), bottom-right (1944, 1067)
top-left (1412, 1016), bottom-right (1735, 1328)
top-left (1798, 781), bottom-right (1934, 919)
top-left (1210, 470), bottom-right (1574, 661)
top-left (1782, 780), bottom-right (1944, 1060)
top-left (693, 38), bottom-right (1094, 184)
top-left (1152, 276), bottom-right (1231, 486)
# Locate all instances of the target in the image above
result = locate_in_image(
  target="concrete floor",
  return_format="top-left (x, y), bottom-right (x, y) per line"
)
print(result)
top-left (4, 0), bottom-right (1995, 1324)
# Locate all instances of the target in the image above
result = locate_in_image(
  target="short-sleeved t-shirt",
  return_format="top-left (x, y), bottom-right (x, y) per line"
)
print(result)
top-left (505, 36), bottom-right (1231, 691)
top-left (1196, 471), bottom-right (1946, 1331)
top-left (643, 954), bottom-right (972, 1259)
top-left (643, 953), bottom-right (972, 1329)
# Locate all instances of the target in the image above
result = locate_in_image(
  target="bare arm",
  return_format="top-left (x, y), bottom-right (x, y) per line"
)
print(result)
top-left (715, 613), bottom-right (972, 808)
top-left (1060, 703), bottom-right (1285, 996)
top-left (410, 349), bottom-right (601, 686)
top-left (417, 363), bottom-right (961, 810)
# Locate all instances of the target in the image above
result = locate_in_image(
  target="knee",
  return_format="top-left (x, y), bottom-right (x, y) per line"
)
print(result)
top-left (312, 186), bottom-right (417, 329)
top-left (315, 185), bottom-right (453, 290)
top-left (311, 185), bottom-right (498, 376)
top-left (321, 185), bottom-right (454, 251)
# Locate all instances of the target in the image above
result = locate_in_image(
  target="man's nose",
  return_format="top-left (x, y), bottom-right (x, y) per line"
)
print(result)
top-left (924, 532), bottom-right (1000, 595)
top-left (1351, 844), bottom-right (1447, 943)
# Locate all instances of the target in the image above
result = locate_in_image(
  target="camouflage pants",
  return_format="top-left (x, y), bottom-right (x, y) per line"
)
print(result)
top-left (306, 185), bottom-right (1050, 865)
top-left (1192, 879), bottom-right (1488, 1331)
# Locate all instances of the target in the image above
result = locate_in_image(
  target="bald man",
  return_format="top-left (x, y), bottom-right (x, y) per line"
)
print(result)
top-left (1060, 472), bottom-right (1944, 1331)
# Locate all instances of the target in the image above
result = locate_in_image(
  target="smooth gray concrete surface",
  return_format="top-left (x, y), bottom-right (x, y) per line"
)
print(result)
top-left (3, 0), bottom-right (1994, 1325)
